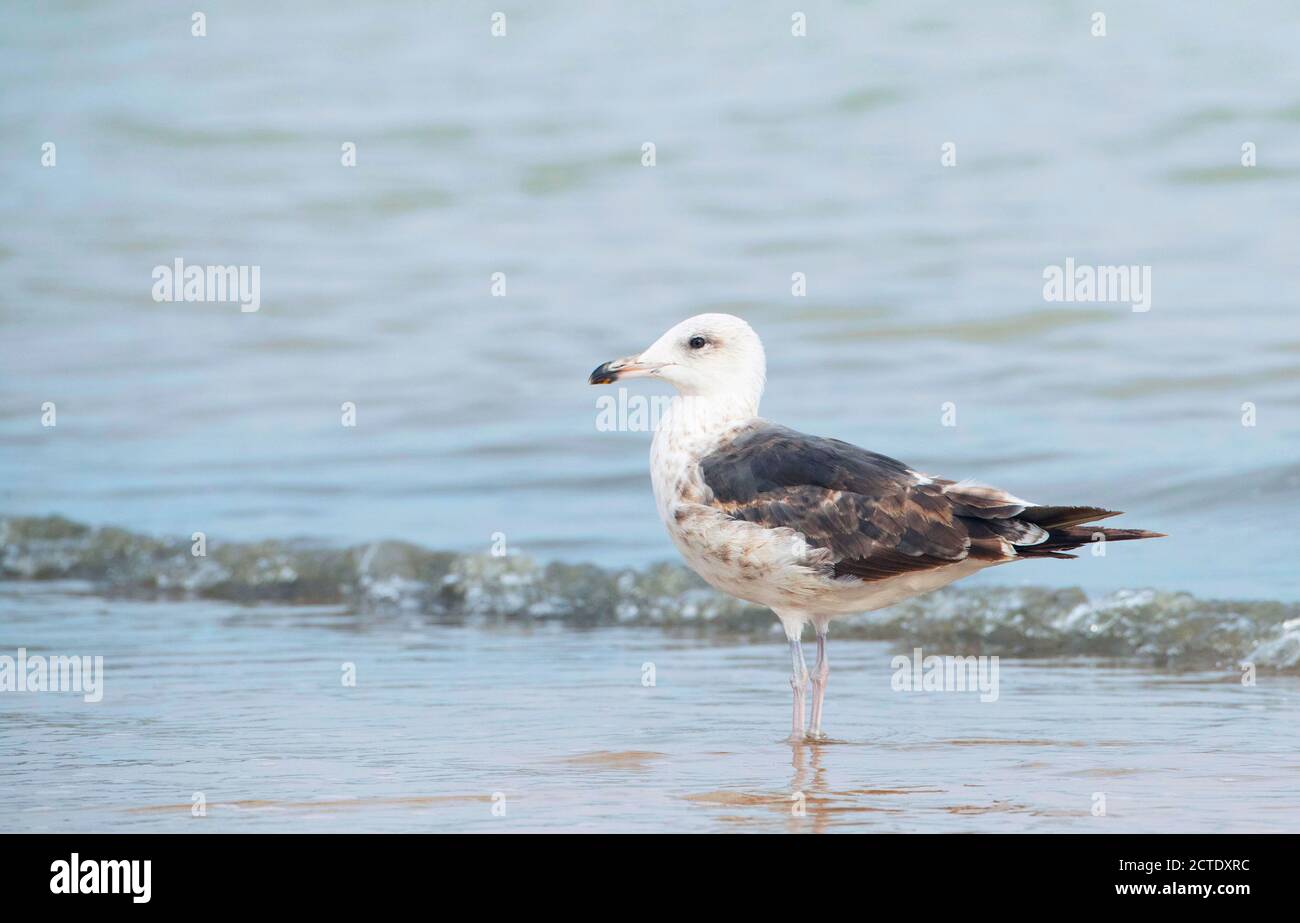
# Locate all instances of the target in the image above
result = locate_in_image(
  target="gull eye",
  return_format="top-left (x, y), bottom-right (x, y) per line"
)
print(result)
top-left (688, 335), bottom-right (707, 350)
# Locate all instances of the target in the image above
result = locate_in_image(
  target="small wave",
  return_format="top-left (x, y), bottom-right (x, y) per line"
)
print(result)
top-left (2, 515), bottom-right (1296, 672)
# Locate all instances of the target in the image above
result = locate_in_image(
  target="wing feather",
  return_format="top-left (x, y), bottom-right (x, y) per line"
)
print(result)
top-left (698, 423), bottom-right (1159, 582)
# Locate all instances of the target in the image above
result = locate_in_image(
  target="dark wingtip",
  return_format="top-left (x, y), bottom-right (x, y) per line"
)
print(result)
top-left (588, 362), bottom-right (616, 385)
top-left (1085, 527), bottom-right (1166, 540)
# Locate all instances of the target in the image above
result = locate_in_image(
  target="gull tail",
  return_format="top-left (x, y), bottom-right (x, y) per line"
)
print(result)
top-left (1012, 506), bottom-right (1165, 560)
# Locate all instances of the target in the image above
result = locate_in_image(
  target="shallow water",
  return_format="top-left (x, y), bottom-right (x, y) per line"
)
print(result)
top-left (3, 583), bottom-right (1297, 833)
top-left (2, 2), bottom-right (1299, 600)
top-left (2, 2), bottom-right (1299, 835)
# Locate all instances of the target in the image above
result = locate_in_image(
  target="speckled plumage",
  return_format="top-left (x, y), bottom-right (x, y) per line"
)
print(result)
top-left (592, 313), bottom-right (1161, 738)
top-left (653, 405), bottom-right (1005, 628)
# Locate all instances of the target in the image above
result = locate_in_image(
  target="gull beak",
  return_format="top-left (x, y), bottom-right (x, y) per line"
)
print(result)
top-left (588, 356), bottom-right (662, 385)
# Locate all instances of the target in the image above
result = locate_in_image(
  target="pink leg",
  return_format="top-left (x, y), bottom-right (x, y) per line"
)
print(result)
top-left (789, 639), bottom-right (809, 741)
top-left (809, 630), bottom-right (829, 739)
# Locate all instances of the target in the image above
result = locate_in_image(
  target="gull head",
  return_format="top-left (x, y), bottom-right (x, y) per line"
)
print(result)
top-left (588, 313), bottom-right (767, 403)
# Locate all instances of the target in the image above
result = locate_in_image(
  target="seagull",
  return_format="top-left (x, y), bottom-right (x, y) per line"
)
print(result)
top-left (589, 313), bottom-right (1163, 741)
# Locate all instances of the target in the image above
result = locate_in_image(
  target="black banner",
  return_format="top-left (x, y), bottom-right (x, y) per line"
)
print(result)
top-left (0, 834), bottom-right (1288, 908)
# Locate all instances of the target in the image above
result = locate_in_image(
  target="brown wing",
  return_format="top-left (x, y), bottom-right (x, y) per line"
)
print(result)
top-left (698, 423), bottom-right (1160, 581)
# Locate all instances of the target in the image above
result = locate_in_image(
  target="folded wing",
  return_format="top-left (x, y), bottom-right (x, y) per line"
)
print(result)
top-left (698, 422), bottom-right (1161, 581)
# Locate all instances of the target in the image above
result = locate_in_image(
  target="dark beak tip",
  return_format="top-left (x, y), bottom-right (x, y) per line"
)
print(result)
top-left (588, 362), bottom-right (617, 385)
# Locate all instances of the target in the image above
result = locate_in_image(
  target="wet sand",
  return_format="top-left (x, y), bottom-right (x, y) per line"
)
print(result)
top-left (3, 583), bottom-right (1297, 833)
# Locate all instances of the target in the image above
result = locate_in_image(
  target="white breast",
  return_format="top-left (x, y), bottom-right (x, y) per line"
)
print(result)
top-left (648, 401), bottom-right (835, 611)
